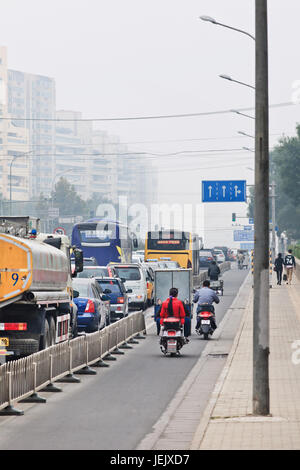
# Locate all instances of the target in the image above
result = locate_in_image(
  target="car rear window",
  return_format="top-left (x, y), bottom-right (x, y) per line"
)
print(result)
top-left (73, 282), bottom-right (90, 297)
top-left (96, 280), bottom-right (122, 294)
top-left (114, 267), bottom-right (141, 281)
top-left (77, 268), bottom-right (109, 278)
top-left (200, 251), bottom-right (212, 256)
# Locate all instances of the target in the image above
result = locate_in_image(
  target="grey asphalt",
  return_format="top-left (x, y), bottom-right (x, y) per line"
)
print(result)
top-left (0, 264), bottom-right (248, 450)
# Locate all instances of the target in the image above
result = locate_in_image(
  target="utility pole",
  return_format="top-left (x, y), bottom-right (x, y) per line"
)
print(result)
top-left (253, 0), bottom-right (270, 415)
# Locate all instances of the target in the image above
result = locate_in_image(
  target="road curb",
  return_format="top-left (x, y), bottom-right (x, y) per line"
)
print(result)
top-left (189, 272), bottom-right (252, 450)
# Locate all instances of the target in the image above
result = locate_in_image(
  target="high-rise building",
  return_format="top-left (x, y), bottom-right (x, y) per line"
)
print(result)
top-left (7, 64), bottom-right (56, 198)
top-left (0, 46), bottom-right (30, 207)
top-left (1, 46), bottom-right (159, 219)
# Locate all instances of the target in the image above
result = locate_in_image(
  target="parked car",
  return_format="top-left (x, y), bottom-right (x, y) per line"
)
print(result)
top-left (109, 263), bottom-right (148, 310)
top-left (199, 249), bottom-right (215, 268)
top-left (95, 277), bottom-right (129, 322)
top-left (212, 249), bottom-right (225, 264)
top-left (77, 265), bottom-right (117, 279)
top-left (72, 278), bottom-right (110, 332)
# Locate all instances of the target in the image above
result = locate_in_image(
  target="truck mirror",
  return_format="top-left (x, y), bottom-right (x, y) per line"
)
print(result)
top-left (73, 290), bottom-right (80, 298)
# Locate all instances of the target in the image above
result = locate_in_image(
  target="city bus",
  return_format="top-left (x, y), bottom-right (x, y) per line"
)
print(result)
top-left (71, 219), bottom-right (137, 266)
top-left (144, 230), bottom-right (202, 275)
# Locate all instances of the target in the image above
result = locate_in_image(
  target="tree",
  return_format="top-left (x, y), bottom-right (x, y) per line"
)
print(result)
top-left (52, 177), bottom-right (87, 217)
top-left (271, 125), bottom-right (300, 239)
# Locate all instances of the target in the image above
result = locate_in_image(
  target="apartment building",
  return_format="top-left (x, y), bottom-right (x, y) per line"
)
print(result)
top-left (0, 46), bottom-right (30, 205)
top-left (1, 46), bottom-right (158, 216)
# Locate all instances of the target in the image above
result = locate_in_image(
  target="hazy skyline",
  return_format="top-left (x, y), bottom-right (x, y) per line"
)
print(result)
top-left (1, 0), bottom-right (299, 245)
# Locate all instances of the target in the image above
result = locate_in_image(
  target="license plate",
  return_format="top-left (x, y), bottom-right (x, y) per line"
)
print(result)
top-left (0, 338), bottom-right (9, 347)
top-left (167, 340), bottom-right (177, 346)
top-left (201, 320), bottom-right (210, 325)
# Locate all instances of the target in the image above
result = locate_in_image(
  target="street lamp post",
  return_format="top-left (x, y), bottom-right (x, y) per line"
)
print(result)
top-left (219, 74), bottom-right (255, 90)
top-left (200, 4), bottom-right (270, 415)
top-left (199, 15), bottom-right (256, 41)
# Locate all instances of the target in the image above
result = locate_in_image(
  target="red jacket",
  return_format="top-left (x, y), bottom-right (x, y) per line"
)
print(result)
top-left (160, 297), bottom-right (185, 325)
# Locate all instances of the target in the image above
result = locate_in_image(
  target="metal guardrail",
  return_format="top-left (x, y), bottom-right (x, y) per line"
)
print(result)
top-left (0, 311), bottom-right (146, 415)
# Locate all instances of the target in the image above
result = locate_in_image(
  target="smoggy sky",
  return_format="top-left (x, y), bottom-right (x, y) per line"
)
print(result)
top-left (1, 0), bottom-right (299, 245)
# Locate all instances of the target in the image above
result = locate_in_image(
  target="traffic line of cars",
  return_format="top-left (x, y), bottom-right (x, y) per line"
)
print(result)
top-left (71, 255), bottom-right (182, 334)
top-left (71, 256), bottom-right (180, 334)
top-left (199, 246), bottom-right (236, 268)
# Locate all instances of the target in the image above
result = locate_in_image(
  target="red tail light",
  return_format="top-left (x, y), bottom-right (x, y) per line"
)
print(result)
top-left (85, 300), bottom-right (95, 313)
top-left (200, 312), bottom-right (213, 318)
top-left (0, 323), bottom-right (27, 331)
top-left (117, 297), bottom-right (124, 304)
top-left (167, 331), bottom-right (176, 336)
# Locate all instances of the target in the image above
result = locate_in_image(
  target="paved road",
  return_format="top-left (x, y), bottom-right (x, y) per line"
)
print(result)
top-left (0, 264), bottom-right (248, 450)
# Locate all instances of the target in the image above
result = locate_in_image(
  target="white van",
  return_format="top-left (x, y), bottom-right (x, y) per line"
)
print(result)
top-left (109, 263), bottom-right (148, 310)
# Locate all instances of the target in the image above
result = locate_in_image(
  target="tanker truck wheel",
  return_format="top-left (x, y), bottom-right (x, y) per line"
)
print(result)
top-left (49, 316), bottom-right (56, 346)
top-left (39, 319), bottom-right (51, 351)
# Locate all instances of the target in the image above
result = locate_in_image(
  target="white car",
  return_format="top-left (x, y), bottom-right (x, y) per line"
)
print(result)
top-left (213, 249), bottom-right (225, 263)
top-left (109, 263), bottom-right (148, 310)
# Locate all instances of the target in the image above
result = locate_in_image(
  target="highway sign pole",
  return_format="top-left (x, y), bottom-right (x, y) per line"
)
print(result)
top-left (253, 0), bottom-right (270, 416)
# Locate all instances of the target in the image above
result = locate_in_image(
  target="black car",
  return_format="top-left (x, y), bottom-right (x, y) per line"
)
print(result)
top-left (95, 277), bottom-right (129, 322)
top-left (199, 249), bottom-right (216, 268)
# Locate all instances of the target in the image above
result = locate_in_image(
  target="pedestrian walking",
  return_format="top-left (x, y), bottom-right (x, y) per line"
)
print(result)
top-left (274, 253), bottom-right (284, 285)
top-left (284, 249), bottom-right (296, 285)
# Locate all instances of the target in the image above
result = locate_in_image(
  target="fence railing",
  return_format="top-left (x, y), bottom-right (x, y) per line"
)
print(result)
top-left (0, 311), bottom-right (146, 415)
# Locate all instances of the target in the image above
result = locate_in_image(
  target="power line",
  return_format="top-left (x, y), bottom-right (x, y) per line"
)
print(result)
top-left (0, 101), bottom-right (297, 122)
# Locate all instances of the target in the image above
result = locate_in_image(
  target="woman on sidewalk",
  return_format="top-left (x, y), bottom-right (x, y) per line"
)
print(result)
top-left (274, 253), bottom-right (284, 285)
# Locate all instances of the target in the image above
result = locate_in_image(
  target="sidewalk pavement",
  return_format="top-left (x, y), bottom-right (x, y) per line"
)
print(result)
top-left (190, 268), bottom-right (300, 450)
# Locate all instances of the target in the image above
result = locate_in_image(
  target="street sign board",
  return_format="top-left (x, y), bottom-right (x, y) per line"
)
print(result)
top-left (249, 218), bottom-right (254, 224)
top-left (202, 180), bottom-right (246, 203)
top-left (234, 230), bottom-right (254, 242)
top-left (240, 242), bottom-right (254, 250)
top-left (243, 225), bottom-right (252, 231)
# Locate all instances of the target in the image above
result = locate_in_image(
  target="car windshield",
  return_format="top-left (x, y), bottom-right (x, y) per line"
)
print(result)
top-left (77, 268), bottom-right (109, 278)
top-left (114, 266), bottom-right (141, 281)
top-left (96, 280), bottom-right (122, 294)
top-left (73, 281), bottom-right (90, 297)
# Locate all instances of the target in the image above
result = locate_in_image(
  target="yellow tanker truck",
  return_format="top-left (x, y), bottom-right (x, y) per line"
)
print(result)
top-left (0, 217), bottom-right (83, 357)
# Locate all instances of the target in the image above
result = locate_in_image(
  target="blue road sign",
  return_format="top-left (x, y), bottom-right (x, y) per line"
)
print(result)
top-left (249, 218), bottom-right (254, 224)
top-left (202, 180), bottom-right (246, 203)
top-left (240, 242), bottom-right (254, 250)
top-left (243, 226), bottom-right (252, 231)
top-left (234, 230), bottom-right (254, 242)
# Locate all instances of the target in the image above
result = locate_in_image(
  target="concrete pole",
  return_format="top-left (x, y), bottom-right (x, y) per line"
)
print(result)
top-left (253, 0), bottom-right (270, 415)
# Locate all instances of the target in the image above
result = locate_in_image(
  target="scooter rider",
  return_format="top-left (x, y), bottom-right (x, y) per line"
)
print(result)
top-left (160, 287), bottom-right (186, 339)
top-left (193, 280), bottom-right (220, 331)
top-left (208, 260), bottom-right (221, 281)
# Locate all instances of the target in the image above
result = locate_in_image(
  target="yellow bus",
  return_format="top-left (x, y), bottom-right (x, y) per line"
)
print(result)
top-left (144, 230), bottom-right (202, 275)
